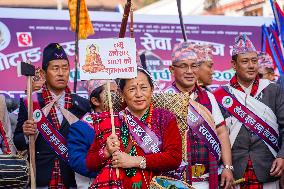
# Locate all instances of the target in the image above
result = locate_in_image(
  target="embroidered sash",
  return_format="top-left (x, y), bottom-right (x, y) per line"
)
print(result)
top-left (187, 103), bottom-right (221, 161)
top-left (214, 86), bottom-right (279, 152)
top-left (24, 94), bottom-right (68, 162)
top-left (121, 110), bottom-right (162, 154)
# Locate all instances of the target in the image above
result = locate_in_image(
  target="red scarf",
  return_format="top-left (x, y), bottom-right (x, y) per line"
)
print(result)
top-left (41, 84), bottom-right (73, 130)
top-left (41, 83), bottom-right (72, 189)
top-left (230, 75), bottom-right (259, 97)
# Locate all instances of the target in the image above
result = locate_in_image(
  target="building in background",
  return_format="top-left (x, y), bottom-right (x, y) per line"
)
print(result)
top-left (204, 0), bottom-right (284, 16)
top-left (136, 0), bottom-right (284, 16)
top-left (0, 0), bottom-right (155, 11)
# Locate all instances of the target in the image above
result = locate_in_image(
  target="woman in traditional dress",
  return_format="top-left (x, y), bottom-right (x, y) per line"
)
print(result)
top-left (85, 68), bottom-right (182, 189)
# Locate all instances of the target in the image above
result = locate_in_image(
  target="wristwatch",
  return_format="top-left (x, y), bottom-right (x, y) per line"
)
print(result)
top-left (222, 164), bottom-right (234, 171)
top-left (139, 157), bottom-right (146, 169)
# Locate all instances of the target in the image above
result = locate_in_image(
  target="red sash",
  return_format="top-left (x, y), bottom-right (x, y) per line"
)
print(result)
top-left (24, 94), bottom-right (68, 162)
top-left (214, 86), bottom-right (279, 152)
top-left (120, 110), bottom-right (162, 154)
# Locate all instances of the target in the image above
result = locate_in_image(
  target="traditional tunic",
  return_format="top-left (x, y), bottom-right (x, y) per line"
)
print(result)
top-left (165, 83), bottom-right (224, 189)
top-left (14, 85), bottom-right (90, 188)
top-left (85, 106), bottom-right (182, 189)
top-left (214, 75), bottom-right (284, 189)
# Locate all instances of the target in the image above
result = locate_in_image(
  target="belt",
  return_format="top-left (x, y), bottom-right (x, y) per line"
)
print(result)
top-left (192, 164), bottom-right (207, 178)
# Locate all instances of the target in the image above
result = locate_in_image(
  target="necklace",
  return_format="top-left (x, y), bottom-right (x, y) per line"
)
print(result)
top-left (121, 104), bottom-right (153, 177)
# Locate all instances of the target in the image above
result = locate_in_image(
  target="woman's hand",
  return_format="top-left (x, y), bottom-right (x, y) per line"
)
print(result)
top-left (104, 133), bottom-right (120, 159)
top-left (112, 151), bottom-right (143, 169)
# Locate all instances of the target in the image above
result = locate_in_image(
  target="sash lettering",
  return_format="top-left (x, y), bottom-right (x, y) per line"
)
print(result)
top-left (24, 94), bottom-right (68, 162)
top-left (122, 110), bottom-right (162, 154)
top-left (214, 86), bottom-right (279, 152)
top-left (187, 104), bottom-right (221, 160)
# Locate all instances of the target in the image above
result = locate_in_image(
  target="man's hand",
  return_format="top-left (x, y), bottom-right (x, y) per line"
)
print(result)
top-left (270, 158), bottom-right (284, 177)
top-left (23, 120), bottom-right (37, 136)
top-left (220, 169), bottom-right (234, 189)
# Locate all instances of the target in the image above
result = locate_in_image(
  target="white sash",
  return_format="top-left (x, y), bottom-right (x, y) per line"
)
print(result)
top-left (226, 79), bottom-right (279, 157)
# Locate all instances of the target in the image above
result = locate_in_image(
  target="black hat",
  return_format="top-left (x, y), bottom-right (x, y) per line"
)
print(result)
top-left (42, 43), bottom-right (68, 71)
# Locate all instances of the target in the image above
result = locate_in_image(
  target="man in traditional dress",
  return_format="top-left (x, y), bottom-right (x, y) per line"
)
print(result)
top-left (14, 43), bottom-right (90, 189)
top-left (195, 44), bottom-right (215, 90)
top-left (258, 52), bottom-right (276, 82)
top-left (213, 34), bottom-right (284, 188)
top-left (67, 80), bottom-right (117, 189)
top-left (165, 41), bottom-right (234, 189)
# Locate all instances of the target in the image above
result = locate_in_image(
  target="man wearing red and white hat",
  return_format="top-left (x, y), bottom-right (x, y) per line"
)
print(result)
top-left (195, 44), bottom-right (215, 89)
top-left (213, 34), bottom-right (284, 188)
top-left (166, 41), bottom-right (234, 189)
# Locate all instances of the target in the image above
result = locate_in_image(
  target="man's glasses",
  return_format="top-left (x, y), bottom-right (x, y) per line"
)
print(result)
top-left (172, 63), bottom-right (199, 71)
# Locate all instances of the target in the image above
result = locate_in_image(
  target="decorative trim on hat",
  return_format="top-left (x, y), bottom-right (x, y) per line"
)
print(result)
top-left (172, 42), bottom-right (198, 63)
top-left (258, 51), bottom-right (274, 70)
top-left (232, 34), bottom-right (256, 56)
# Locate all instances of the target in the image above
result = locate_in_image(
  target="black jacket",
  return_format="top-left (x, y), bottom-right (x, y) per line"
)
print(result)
top-left (14, 92), bottom-right (90, 187)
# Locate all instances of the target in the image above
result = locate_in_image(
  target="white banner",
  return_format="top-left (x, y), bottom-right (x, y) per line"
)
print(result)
top-left (79, 38), bottom-right (137, 80)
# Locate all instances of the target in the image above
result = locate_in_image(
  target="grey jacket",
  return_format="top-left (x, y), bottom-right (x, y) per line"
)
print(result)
top-left (222, 82), bottom-right (284, 183)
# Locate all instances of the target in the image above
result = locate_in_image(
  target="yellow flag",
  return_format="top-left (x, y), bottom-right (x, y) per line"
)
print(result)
top-left (68, 0), bottom-right (94, 39)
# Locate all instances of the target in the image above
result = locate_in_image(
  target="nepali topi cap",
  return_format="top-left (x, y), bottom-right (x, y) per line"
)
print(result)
top-left (232, 34), bottom-right (256, 56)
top-left (172, 42), bottom-right (198, 63)
top-left (42, 43), bottom-right (68, 71)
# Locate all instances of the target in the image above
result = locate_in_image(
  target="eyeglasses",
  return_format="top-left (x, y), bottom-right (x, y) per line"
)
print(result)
top-left (172, 63), bottom-right (199, 71)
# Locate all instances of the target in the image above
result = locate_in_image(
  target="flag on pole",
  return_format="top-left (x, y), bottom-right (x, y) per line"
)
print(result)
top-left (68, 0), bottom-right (94, 39)
top-left (269, 0), bottom-right (284, 46)
top-left (262, 25), bottom-right (284, 74)
top-left (269, 24), bottom-right (284, 64)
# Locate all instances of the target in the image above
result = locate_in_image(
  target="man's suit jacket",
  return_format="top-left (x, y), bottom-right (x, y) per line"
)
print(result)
top-left (222, 82), bottom-right (284, 183)
top-left (14, 92), bottom-right (90, 187)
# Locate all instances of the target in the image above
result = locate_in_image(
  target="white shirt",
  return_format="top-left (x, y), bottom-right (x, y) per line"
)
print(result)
top-left (239, 82), bottom-right (253, 95)
top-left (189, 90), bottom-right (225, 126)
top-left (50, 91), bottom-right (65, 124)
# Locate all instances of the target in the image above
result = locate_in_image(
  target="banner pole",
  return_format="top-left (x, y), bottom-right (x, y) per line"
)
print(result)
top-left (74, 0), bottom-right (81, 93)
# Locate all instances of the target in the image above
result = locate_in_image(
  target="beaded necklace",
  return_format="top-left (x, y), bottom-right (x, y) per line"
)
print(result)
top-left (121, 103), bottom-right (153, 177)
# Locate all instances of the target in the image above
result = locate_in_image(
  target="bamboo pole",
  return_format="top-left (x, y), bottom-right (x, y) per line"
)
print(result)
top-left (106, 80), bottom-right (119, 178)
top-left (130, 4), bottom-right (134, 38)
top-left (107, 81), bottom-right (115, 135)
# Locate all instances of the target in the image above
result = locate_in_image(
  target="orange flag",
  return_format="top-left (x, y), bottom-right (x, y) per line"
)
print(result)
top-left (68, 0), bottom-right (94, 39)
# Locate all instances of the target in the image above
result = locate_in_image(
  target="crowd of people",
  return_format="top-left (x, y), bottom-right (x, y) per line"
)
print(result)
top-left (0, 34), bottom-right (283, 189)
